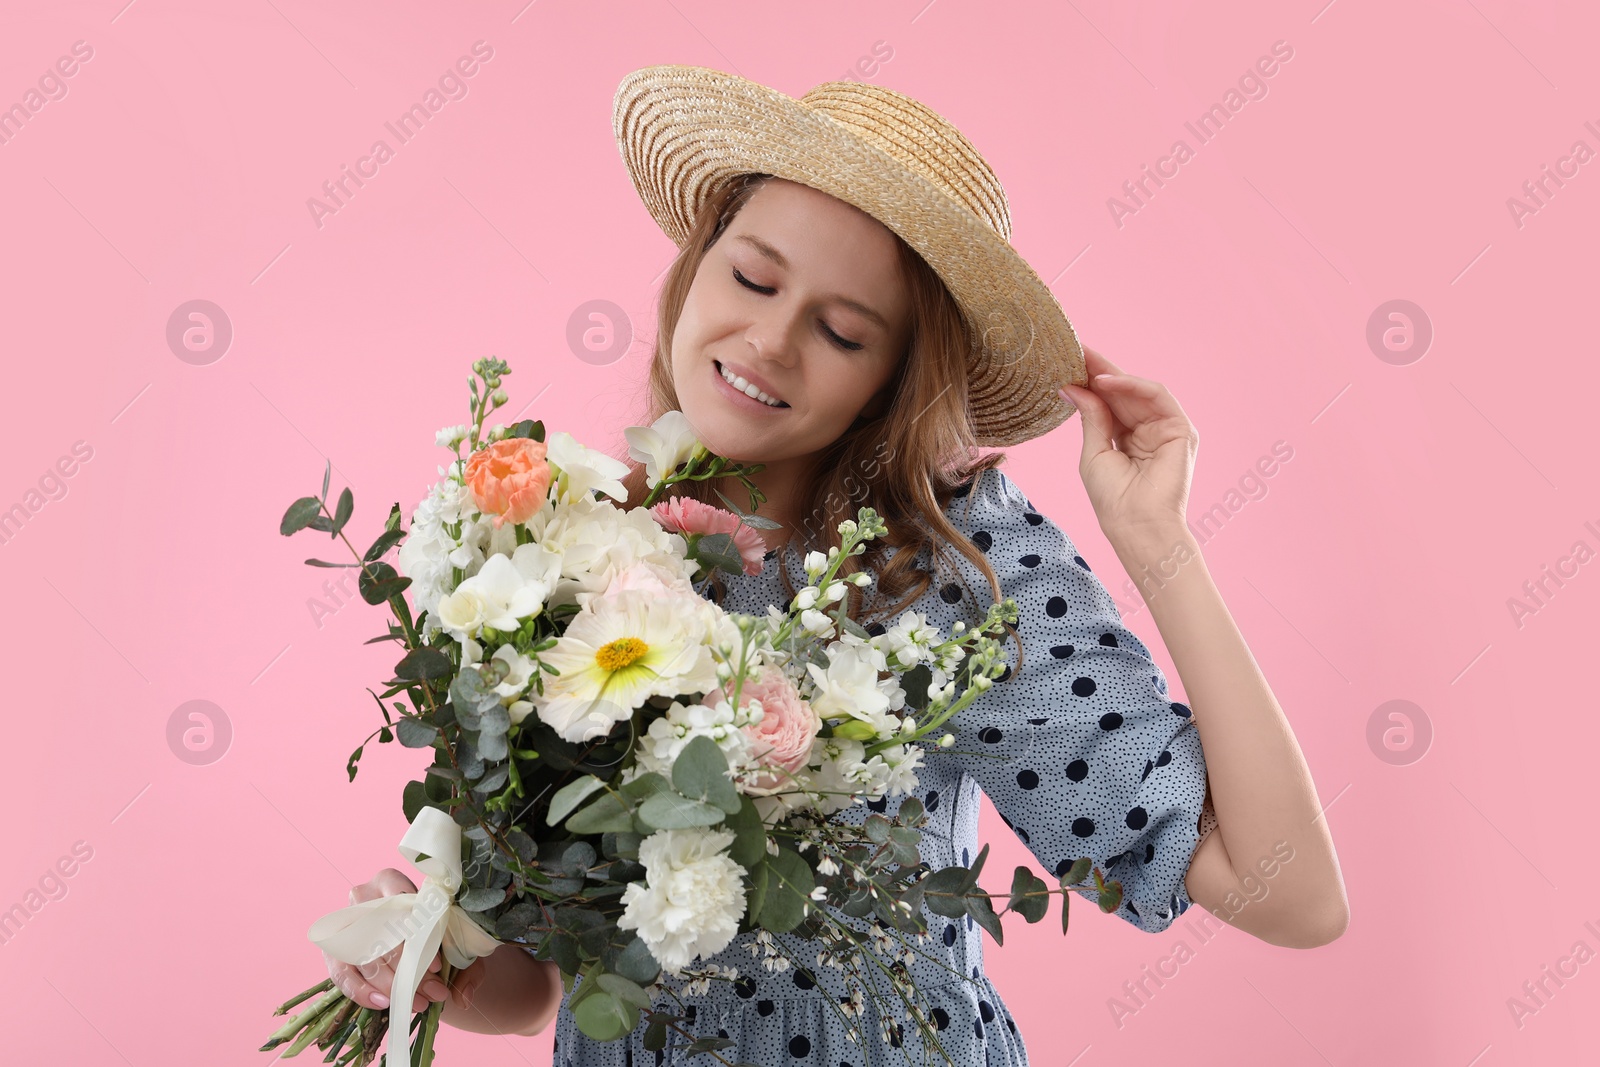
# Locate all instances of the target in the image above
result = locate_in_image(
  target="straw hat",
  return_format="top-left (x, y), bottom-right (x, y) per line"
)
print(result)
top-left (611, 64), bottom-right (1086, 448)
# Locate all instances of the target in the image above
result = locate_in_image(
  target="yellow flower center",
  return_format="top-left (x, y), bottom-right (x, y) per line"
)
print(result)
top-left (595, 636), bottom-right (648, 673)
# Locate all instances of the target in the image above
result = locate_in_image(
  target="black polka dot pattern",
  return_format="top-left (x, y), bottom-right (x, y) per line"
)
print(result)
top-left (546, 467), bottom-right (1208, 1066)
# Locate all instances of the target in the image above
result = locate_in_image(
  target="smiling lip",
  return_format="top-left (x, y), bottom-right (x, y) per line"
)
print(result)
top-left (713, 360), bottom-right (790, 410)
top-left (715, 360), bottom-right (789, 405)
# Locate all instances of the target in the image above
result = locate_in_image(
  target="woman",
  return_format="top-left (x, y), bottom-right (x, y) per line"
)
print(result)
top-left (325, 66), bottom-right (1349, 1064)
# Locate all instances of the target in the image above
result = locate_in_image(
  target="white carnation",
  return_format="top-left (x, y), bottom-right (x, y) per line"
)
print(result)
top-left (618, 826), bottom-right (748, 974)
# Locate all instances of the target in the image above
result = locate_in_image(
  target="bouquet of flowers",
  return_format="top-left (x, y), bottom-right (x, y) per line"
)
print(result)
top-left (259, 358), bottom-right (1125, 1067)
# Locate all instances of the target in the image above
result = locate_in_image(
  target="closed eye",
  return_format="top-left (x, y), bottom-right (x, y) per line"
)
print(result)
top-left (732, 268), bottom-right (865, 351)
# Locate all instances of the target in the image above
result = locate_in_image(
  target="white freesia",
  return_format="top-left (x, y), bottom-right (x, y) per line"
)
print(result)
top-left (434, 544), bottom-right (561, 640)
top-left (623, 411), bottom-right (702, 488)
top-left (805, 640), bottom-right (893, 725)
top-left (460, 640), bottom-right (536, 699)
top-left (545, 430), bottom-right (631, 504)
top-left (617, 826), bottom-right (748, 974)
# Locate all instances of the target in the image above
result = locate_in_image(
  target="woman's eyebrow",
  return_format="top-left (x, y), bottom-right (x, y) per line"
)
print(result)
top-left (732, 233), bottom-right (890, 330)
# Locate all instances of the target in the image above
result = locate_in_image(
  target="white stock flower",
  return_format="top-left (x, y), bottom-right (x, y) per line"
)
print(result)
top-left (635, 698), bottom-right (756, 779)
top-left (434, 424), bottom-right (469, 449)
top-left (879, 611), bottom-right (941, 671)
top-left (800, 609), bottom-right (834, 637)
top-left (545, 430), bottom-right (631, 504)
top-left (623, 411), bottom-right (702, 488)
top-left (617, 826), bottom-right (748, 974)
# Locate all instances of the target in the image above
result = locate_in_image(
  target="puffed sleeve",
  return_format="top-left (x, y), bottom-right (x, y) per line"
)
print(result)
top-left (938, 466), bottom-right (1211, 934)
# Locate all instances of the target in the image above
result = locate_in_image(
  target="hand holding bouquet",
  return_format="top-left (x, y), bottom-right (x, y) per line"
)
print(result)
top-left (260, 359), bottom-right (1125, 1067)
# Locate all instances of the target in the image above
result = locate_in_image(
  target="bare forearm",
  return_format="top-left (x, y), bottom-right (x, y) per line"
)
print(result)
top-left (440, 946), bottom-right (564, 1037)
top-left (1111, 525), bottom-right (1348, 941)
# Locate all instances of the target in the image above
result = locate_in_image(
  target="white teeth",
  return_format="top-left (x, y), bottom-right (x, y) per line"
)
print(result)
top-left (719, 363), bottom-right (785, 407)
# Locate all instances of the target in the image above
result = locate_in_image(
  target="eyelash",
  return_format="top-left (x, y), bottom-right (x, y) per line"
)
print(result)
top-left (732, 268), bottom-right (865, 351)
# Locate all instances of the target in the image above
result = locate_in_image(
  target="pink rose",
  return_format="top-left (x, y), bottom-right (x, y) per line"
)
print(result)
top-left (708, 667), bottom-right (820, 792)
top-left (649, 496), bottom-right (767, 577)
top-left (464, 438), bottom-right (551, 529)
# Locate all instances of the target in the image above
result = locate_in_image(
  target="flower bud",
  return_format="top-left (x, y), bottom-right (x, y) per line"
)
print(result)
top-left (832, 719), bottom-right (878, 741)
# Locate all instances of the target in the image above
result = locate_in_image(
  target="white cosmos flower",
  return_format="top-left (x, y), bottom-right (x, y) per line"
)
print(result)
top-left (533, 587), bottom-right (722, 743)
top-left (617, 826), bottom-right (747, 974)
top-left (545, 430), bottom-right (631, 505)
top-left (623, 411), bottom-right (703, 489)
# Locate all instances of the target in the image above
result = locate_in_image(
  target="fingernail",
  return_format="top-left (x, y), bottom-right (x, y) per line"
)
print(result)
top-left (372, 993), bottom-right (389, 1008)
top-left (1095, 373), bottom-right (1116, 381)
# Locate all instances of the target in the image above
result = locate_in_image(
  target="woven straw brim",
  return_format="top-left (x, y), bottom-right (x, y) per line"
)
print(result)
top-left (612, 64), bottom-right (1085, 448)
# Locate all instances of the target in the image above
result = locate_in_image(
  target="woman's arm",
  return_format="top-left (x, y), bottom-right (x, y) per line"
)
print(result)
top-left (1110, 525), bottom-right (1348, 948)
top-left (1060, 346), bottom-right (1349, 949)
top-left (439, 947), bottom-right (565, 1036)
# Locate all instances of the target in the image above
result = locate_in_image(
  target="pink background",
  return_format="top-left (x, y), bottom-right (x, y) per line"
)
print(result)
top-left (2, 1), bottom-right (1596, 1064)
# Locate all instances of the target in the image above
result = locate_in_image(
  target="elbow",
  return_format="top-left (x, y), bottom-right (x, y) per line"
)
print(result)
top-left (1272, 899), bottom-right (1349, 949)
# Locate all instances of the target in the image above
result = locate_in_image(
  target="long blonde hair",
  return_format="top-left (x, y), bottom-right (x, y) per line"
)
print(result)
top-left (618, 172), bottom-right (1022, 671)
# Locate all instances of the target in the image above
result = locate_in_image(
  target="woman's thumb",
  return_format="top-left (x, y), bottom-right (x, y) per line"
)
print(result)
top-left (1059, 384), bottom-right (1114, 462)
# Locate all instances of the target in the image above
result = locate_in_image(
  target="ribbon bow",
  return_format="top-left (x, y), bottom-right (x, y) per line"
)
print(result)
top-left (308, 806), bottom-right (501, 1066)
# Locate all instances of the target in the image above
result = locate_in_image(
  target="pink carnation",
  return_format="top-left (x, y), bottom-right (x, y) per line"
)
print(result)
top-left (707, 667), bottom-right (821, 792)
top-left (649, 496), bottom-right (767, 577)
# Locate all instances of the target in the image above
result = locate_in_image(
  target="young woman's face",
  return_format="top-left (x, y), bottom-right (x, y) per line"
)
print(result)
top-left (671, 178), bottom-right (913, 468)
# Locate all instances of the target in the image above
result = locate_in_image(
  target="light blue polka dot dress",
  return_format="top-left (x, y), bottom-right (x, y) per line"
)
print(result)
top-left (535, 466), bottom-right (1214, 1066)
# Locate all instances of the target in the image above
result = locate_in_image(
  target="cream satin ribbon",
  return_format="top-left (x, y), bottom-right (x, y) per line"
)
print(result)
top-left (308, 806), bottom-right (502, 1066)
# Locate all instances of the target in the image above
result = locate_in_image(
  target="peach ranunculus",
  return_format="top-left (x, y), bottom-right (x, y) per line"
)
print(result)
top-left (707, 666), bottom-right (821, 793)
top-left (464, 438), bottom-right (551, 529)
top-left (649, 496), bottom-right (767, 576)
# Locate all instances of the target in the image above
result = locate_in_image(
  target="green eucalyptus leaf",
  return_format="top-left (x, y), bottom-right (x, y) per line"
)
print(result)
top-left (671, 736), bottom-right (739, 814)
top-left (756, 847), bottom-right (814, 934)
top-left (364, 527), bottom-right (407, 562)
top-left (921, 865), bottom-right (971, 918)
top-left (567, 791), bottom-right (636, 835)
top-left (280, 496), bottom-right (323, 536)
top-left (572, 991), bottom-right (633, 1043)
top-left (331, 487), bottom-right (353, 538)
top-left (637, 793), bottom-right (724, 831)
top-left (358, 561), bottom-right (410, 604)
top-left (396, 718), bottom-right (438, 748)
top-left (548, 776), bottom-right (608, 827)
top-left (457, 885), bottom-right (506, 912)
top-left (1007, 865), bottom-right (1050, 924)
top-left (965, 891), bottom-right (1004, 946)
top-left (395, 647), bottom-right (453, 681)
top-left (596, 973), bottom-right (652, 1013)
top-left (724, 795), bottom-right (768, 870)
